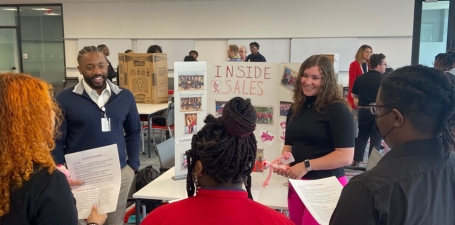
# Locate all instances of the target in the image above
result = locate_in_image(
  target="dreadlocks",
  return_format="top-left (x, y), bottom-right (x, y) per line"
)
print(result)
top-left (380, 65), bottom-right (455, 155)
top-left (77, 46), bottom-right (104, 63)
top-left (186, 97), bottom-right (257, 199)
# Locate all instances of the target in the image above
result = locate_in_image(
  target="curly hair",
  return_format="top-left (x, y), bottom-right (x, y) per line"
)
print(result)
top-left (0, 73), bottom-right (62, 218)
top-left (291, 55), bottom-right (350, 119)
top-left (185, 97), bottom-right (257, 199)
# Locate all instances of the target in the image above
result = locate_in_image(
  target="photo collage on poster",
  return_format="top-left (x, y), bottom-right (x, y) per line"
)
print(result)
top-left (254, 105), bottom-right (274, 126)
top-left (178, 72), bottom-right (205, 136)
top-left (280, 66), bottom-right (298, 91)
top-left (178, 74), bottom-right (205, 91)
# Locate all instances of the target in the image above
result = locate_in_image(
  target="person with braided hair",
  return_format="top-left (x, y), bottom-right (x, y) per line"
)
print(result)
top-left (330, 65), bottom-right (455, 225)
top-left (142, 97), bottom-right (293, 225)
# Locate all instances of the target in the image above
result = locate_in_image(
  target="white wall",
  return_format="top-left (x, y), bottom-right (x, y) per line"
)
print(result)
top-left (63, 0), bottom-right (414, 39)
top-left (62, 0), bottom-right (415, 84)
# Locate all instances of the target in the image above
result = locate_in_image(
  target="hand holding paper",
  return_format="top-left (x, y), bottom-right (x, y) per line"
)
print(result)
top-left (289, 177), bottom-right (343, 225)
top-left (65, 144), bottom-right (121, 219)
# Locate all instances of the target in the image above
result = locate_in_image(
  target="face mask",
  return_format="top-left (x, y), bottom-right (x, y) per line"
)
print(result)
top-left (375, 110), bottom-right (395, 142)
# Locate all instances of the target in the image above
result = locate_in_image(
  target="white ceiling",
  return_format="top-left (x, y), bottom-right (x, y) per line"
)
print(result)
top-left (0, 0), bottom-right (232, 3)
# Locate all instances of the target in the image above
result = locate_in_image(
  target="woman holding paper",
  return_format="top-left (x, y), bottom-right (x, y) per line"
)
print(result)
top-left (0, 73), bottom-right (106, 225)
top-left (275, 55), bottom-right (355, 225)
top-left (142, 97), bottom-right (294, 225)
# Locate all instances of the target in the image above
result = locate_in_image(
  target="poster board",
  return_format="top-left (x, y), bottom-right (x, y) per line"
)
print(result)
top-left (173, 62), bottom-right (208, 178)
top-left (173, 62), bottom-right (302, 177)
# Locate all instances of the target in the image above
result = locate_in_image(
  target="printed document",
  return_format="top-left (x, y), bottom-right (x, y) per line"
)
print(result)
top-left (289, 177), bottom-right (343, 225)
top-left (65, 144), bottom-right (121, 219)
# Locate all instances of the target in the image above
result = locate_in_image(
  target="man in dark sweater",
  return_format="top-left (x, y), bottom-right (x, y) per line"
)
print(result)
top-left (246, 42), bottom-right (266, 62)
top-left (351, 53), bottom-right (387, 166)
top-left (53, 46), bottom-right (141, 225)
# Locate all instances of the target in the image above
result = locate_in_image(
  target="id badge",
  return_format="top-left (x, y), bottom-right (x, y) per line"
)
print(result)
top-left (101, 118), bottom-right (111, 132)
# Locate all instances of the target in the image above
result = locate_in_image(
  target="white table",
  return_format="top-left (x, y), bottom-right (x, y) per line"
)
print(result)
top-left (133, 167), bottom-right (289, 225)
top-left (136, 103), bottom-right (169, 115)
top-left (136, 103), bottom-right (169, 158)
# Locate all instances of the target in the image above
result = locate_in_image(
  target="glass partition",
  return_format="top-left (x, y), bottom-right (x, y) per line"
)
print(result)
top-left (19, 5), bottom-right (65, 85)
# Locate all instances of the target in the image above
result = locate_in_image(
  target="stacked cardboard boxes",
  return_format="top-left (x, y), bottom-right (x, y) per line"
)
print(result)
top-left (118, 53), bottom-right (168, 104)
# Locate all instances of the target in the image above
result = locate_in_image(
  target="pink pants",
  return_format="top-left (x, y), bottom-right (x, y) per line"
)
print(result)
top-left (288, 176), bottom-right (348, 225)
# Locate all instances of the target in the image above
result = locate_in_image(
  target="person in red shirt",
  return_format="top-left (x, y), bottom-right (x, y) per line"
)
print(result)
top-left (142, 97), bottom-right (294, 225)
top-left (348, 45), bottom-right (373, 110)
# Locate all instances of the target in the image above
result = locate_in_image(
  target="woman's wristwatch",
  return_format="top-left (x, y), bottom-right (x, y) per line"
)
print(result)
top-left (304, 159), bottom-right (312, 171)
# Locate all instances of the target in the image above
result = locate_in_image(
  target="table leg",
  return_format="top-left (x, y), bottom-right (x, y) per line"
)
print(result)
top-left (147, 113), bottom-right (151, 158)
top-left (135, 198), bottom-right (141, 225)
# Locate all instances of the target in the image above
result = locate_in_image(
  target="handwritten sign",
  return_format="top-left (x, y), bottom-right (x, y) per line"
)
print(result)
top-left (213, 65), bottom-right (272, 96)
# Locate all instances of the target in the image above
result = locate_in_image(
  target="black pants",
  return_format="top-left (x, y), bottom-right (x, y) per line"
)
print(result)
top-left (353, 108), bottom-right (382, 162)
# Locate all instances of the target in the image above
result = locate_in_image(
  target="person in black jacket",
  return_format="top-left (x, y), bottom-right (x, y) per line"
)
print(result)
top-left (351, 53), bottom-right (387, 166)
top-left (0, 73), bottom-right (106, 225)
top-left (98, 44), bottom-right (117, 82)
top-left (331, 65), bottom-right (455, 225)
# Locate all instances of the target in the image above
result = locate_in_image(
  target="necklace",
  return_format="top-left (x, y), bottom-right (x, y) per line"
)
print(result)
top-left (307, 102), bottom-right (315, 108)
top-left (201, 186), bottom-right (244, 191)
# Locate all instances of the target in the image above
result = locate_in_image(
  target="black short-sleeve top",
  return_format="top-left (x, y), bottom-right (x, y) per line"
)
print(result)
top-left (285, 96), bottom-right (355, 179)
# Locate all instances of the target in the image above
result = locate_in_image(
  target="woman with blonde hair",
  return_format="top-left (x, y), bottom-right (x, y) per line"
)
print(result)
top-left (0, 73), bottom-right (105, 225)
top-left (348, 45), bottom-right (373, 109)
top-left (274, 55), bottom-right (355, 225)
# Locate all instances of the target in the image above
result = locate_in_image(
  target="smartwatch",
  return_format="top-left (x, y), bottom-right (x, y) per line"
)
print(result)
top-left (303, 159), bottom-right (312, 171)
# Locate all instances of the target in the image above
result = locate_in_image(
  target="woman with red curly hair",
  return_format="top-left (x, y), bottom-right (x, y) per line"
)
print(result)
top-left (0, 73), bottom-right (105, 225)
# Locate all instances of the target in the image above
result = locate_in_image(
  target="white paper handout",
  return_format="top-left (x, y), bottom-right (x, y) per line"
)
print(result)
top-left (289, 177), bottom-right (343, 225)
top-left (65, 144), bottom-right (121, 219)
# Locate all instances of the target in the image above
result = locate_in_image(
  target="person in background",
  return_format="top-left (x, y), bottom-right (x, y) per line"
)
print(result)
top-left (239, 45), bottom-right (248, 61)
top-left (0, 73), bottom-right (106, 225)
top-left (52, 46), bottom-right (141, 225)
top-left (189, 50), bottom-right (198, 61)
top-left (330, 65), bottom-right (455, 225)
top-left (142, 97), bottom-right (294, 225)
top-left (147, 45), bottom-right (163, 53)
top-left (246, 42), bottom-right (266, 62)
top-left (274, 55), bottom-right (354, 225)
top-left (227, 44), bottom-right (242, 61)
top-left (347, 44), bottom-right (372, 153)
top-left (184, 55), bottom-right (196, 61)
top-left (351, 53), bottom-right (387, 166)
top-left (97, 44), bottom-right (117, 82)
top-left (434, 52), bottom-right (455, 74)
top-left (384, 67), bottom-right (394, 75)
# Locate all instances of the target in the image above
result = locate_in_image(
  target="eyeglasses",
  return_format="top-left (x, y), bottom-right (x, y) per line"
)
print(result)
top-left (369, 102), bottom-right (393, 115)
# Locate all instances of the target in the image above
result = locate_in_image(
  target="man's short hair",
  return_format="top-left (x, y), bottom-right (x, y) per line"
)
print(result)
top-left (189, 50), bottom-right (198, 56)
top-left (370, 53), bottom-right (386, 69)
top-left (228, 45), bottom-right (239, 54)
top-left (249, 42), bottom-right (259, 49)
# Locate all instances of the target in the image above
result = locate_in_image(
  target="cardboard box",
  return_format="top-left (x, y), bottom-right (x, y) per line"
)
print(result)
top-left (118, 53), bottom-right (168, 104)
